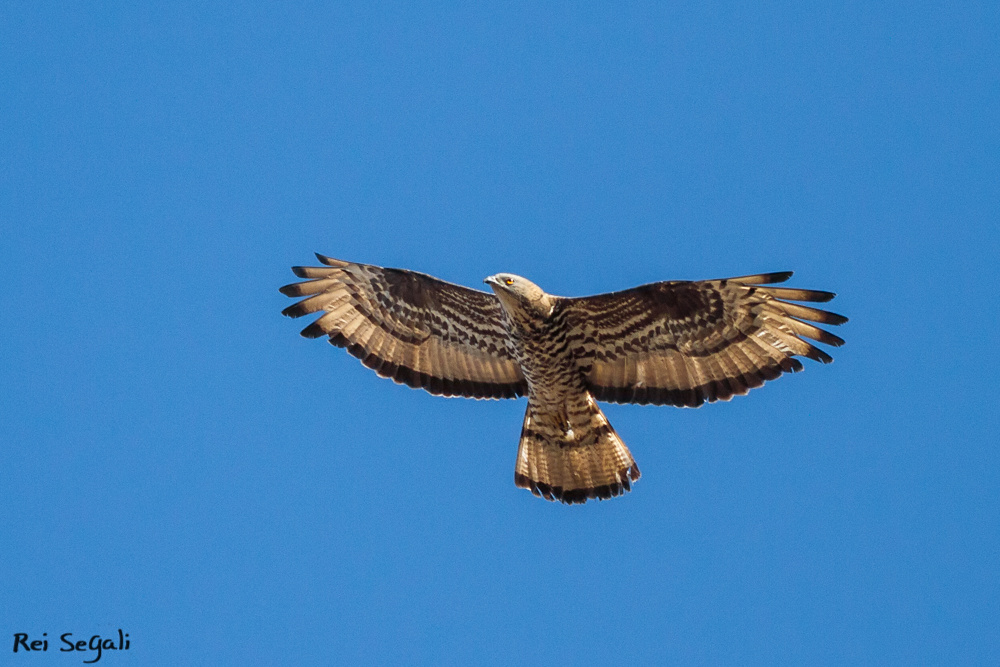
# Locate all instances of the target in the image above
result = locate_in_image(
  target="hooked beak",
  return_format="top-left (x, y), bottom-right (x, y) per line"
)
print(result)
top-left (484, 275), bottom-right (500, 287)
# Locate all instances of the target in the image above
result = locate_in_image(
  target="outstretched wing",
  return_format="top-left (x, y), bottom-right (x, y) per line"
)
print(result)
top-left (559, 272), bottom-right (847, 407)
top-left (280, 255), bottom-right (527, 399)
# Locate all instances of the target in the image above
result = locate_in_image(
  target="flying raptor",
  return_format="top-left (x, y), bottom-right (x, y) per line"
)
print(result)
top-left (280, 255), bottom-right (847, 504)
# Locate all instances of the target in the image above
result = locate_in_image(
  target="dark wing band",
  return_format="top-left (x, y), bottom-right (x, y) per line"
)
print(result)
top-left (280, 254), bottom-right (527, 399)
top-left (559, 272), bottom-right (847, 407)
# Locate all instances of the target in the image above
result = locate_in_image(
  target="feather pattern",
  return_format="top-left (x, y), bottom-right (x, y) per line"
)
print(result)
top-left (558, 272), bottom-right (847, 407)
top-left (280, 255), bottom-right (527, 399)
top-left (281, 259), bottom-right (847, 504)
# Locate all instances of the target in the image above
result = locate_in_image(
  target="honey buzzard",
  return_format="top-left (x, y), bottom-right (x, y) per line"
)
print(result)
top-left (280, 255), bottom-right (847, 504)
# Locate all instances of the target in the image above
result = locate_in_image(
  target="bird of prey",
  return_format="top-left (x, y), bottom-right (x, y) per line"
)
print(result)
top-left (280, 255), bottom-right (847, 504)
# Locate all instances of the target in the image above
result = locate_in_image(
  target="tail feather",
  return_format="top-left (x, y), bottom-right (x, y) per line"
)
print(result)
top-left (514, 393), bottom-right (640, 504)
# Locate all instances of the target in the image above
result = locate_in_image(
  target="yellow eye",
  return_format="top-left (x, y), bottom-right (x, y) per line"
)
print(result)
top-left (504, 278), bottom-right (514, 286)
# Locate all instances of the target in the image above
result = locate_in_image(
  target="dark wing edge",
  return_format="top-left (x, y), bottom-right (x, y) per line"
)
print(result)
top-left (279, 254), bottom-right (527, 399)
top-left (561, 271), bottom-right (848, 408)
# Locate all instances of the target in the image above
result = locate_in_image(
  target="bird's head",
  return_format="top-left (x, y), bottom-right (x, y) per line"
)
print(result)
top-left (484, 273), bottom-right (554, 318)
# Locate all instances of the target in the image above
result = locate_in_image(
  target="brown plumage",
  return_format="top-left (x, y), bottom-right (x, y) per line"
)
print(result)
top-left (280, 255), bottom-right (847, 505)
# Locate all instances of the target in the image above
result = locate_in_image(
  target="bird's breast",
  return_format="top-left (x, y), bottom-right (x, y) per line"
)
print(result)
top-left (503, 311), bottom-right (583, 402)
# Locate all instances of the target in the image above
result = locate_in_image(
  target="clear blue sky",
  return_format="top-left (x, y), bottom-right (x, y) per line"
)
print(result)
top-left (2, 2), bottom-right (998, 664)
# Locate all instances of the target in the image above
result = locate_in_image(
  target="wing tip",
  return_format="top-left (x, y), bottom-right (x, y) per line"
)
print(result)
top-left (808, 347), bottom-right (835, 364)
top-left (731, 271), bottom-right (793, 285)
top-left (315, 253), bottom-right (348, 267)
top-left (822, 331), bottom-right (846, 347)
top-left (281, 302), bottom-right (305, 318)
top-left (300, 321), bottom-right (328, 338)
top-left (768, 271), bottom-right (793, 283)
top-left (815, 290), bottom-right (836, 303)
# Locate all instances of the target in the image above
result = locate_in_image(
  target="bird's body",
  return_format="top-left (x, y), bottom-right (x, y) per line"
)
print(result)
top-left (486, 275), bottom-right (639, 501)
top-left (280, 256), bottom-right (847, 504)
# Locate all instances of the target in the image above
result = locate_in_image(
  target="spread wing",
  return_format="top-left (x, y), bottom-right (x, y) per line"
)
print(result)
top-left (559, 272), bottom-right (847, 407)
top-left (279, 254), bottom-right (527, 399)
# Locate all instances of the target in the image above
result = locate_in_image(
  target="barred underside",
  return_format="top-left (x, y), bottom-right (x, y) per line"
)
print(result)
top-left (562, 272), bottom-right (848, 407)
top-left (281, 259), bottom-right (846, 505)
top-left (279, 254), bottom-right (527, 399)
top-left (514, 393), bottom-right (640, 504)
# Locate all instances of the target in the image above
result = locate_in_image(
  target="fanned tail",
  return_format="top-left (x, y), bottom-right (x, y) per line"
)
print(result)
top-left (514, 392), bottom-right (640, 504)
